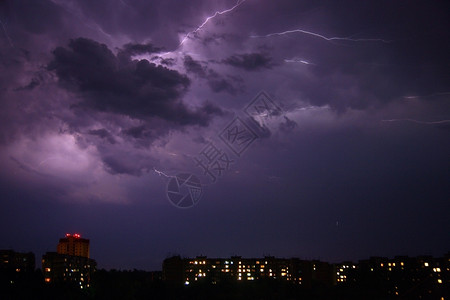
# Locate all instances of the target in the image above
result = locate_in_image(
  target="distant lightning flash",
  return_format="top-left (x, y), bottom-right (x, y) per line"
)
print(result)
top-left (403, 92), bottom-right (450, 100)
top-left (381, 119), bottom-right (450, 125)
top-left (0, 19), bottom-right (14, 47)
top-left (284, 58), bottom-right (315, 65)
top-left (251, 29), bottom-right (390, 43)
top-left (179, 0), bottom-right (246, 46)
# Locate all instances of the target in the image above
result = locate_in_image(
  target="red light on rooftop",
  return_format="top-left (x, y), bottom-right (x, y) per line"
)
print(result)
top-left (65, 233), bottom-right (81, 238)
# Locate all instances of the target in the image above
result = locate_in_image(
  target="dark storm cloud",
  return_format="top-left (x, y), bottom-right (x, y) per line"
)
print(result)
top-left (101, 155), bottom-right (145, 176)
top-left (279, 116), bottom-right (297, 133)
top-left (48, 38), bottom-right (221, 126)
top-left (119, 42), bottom-right (161, 56)
top-left (14, 78), bottom-right (39, 91)
top-left (222, 53), bottom-right (273, 71)
top-left (121, 125), bottom-right (160, 147)
top-left (88, 129), bottom-right (116, 144)
top-left (1, 0), bottom-right (449, 272)
top-left (159, 58), bottom-right (175, 66)
top-left (183, 55), bottom-right (207, 77)
top-left (122, 125), bottom-right (148, 139)
top-left (206, 74), bottom-right (241, 95)
top-left (183, 55), bottom-right (241, 94)
top-left (236, 0), bottom-right (450, 112)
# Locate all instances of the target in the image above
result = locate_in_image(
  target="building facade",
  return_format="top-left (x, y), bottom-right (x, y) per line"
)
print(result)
top-left (42, 252), bottom-right (96, 289)
top-left (0, 250), bottom-right (35, 286)
top-left (57, 233), bottom-right (90, 258)
top-left (162, 255), bottom-right (335, 287)
top-left (43, 233), bottom-right (96, 289)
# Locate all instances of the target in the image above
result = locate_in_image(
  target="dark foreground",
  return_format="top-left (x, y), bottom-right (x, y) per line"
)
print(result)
top-left (1, 269), bottom-right (448, 300)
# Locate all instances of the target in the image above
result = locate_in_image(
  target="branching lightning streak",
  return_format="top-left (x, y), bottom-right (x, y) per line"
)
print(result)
top-left (251, 29), bottom-right (390, 43)
top-left (381, 119), bottom-right (450, 125)
top-left (179, 0), bottom-right (246, 46)
top-left (153, 167), bottom-right (175, 179)
top-left (153, 167), bottom-right (210, 187)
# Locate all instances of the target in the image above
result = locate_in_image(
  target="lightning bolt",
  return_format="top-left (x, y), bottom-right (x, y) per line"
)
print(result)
top-left (251, 29), bottom-right (390, 43)
top-left (381, 119), bottom-right (450, 125)
top-left (179, 0), bottom-right (246, 46)
top-left (284, 58), bottom-right (315, 65)
top-left (153, 167), bottom-right (175, 179)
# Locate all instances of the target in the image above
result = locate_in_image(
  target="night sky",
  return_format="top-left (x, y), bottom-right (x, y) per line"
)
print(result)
top-left (0, 0), bottom-right (449, 271)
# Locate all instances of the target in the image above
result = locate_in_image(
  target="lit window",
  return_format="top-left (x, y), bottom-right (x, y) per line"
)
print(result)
top-left (437, 279), bottom-right (442, 284)
top-left (401, 262), bottom-right (404, 266)
top-left (424, 262), bottom-right (429, 267)
top-left (185, 281), bottom-right (189, 285)
top-left (45, 278), bottom-right (51, 283)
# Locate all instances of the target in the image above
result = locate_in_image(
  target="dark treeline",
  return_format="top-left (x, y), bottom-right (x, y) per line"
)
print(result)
top-left (3, 268), bottom-right (447, 299)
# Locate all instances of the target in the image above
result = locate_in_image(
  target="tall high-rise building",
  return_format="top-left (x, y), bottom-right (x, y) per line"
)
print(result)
top-left (43, 233), bottom-right (96, 288)
top-left (57, 233), bottom-right (89, 258)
